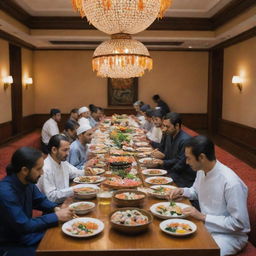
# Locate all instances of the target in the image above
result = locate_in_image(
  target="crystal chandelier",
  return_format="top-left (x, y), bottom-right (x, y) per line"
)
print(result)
top-left (92, 34), bottom-right (152, 78)
top-left (72, 0), bottom-right (172, 34)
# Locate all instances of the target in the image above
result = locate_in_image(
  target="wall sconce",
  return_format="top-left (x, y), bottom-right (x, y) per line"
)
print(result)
top-left (25, 77), bottom-right (33, 89)
top-left (3, 76), bottom-right (13, 91)
top-left (232, 76), bottom-right (243, 92)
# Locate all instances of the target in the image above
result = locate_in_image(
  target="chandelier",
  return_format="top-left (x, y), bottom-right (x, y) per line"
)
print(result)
top-left (92, 34), bottom-right (152, 79)
top-left (72, 0), bottom-right (172, 34)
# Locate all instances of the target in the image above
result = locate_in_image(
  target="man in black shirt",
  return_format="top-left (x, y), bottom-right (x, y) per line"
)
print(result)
top-left (152, 94), bottom-right (170, 116)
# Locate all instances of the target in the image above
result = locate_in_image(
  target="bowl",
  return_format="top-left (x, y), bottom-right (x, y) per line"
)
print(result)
top-left (110, 207), bottom-right (153, 234)
top-left (73, 184), bottom-right (100, 200)
top-left (69, 201), bottom-right (95, 215)
top-left (113, 189), bottom-right (146, 207)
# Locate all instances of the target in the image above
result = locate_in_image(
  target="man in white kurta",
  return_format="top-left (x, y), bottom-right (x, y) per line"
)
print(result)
top-left (146, 110), bottom-right (163, 143)
top-left (169, 135), bottom-right (250, 256)
top-left (78, 106), bottom-right (92, 128)
top-left (41, 109), bottom-right (61, 145)
top-left (37, 134), bottom-right (84, 204)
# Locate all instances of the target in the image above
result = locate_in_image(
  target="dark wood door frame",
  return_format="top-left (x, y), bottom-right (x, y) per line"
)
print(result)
top-left (9, 44), bottom-right (22, 135)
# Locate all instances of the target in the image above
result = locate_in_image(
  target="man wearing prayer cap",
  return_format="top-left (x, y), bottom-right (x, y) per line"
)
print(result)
top-left (68, 125), bottom-right (93, 169)
top-left (78, 106), bottom-right (91, 128)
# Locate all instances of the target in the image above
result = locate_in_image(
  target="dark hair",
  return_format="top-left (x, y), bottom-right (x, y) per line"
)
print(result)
top-left (64, 120), bottom-right (77, 131)
top-left (48, 134), bottom-right (69, 152)
top-left (89, 104), bottom-right (96, 112)
top-left (98, 107), bottom-right (104, 113)
top-left (140, 104), bottom-right (150, 113)
top-left (70, 108), bottom-right (78, 114)
top-left (164, 112), bottom-right (182, 127)
top-left (91, 106), bottom-right (99, 114)
top-left (152, 109), bottom-right (163, 118)
top-left (50, 108), bottom-right (61, 117)
top-left (145, 109), bottom-right (154, 118)
top-left (184, 135), bottom-right (216, 161)
top-left (6, 147), bottom-right (42, 176)
top-left (152, 94), bottom-right (160, 101)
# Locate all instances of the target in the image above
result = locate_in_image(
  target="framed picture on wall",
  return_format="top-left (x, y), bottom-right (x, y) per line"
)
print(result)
top-left (107, 78), bottom-right (138, 106)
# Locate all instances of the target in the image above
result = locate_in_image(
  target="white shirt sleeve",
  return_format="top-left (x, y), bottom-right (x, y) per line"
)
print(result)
top-left (65, 161), bottom-right (84, 179)
top-left (48, 120), bottom-right (59, 137)
top-left (205, 183), bottom-right (250, 234)
top-left (39, 170), bottom-right (74, 204)
top-left (182, 172), bottom-right (201, 200)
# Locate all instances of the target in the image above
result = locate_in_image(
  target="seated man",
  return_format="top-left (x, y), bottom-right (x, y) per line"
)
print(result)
top-left (69, 108), bottom-right (79, 126)
top-left (146, 109), bottom-right (163, 144)
top-left (68, 125), bottom-right (93, 169)
top-left (141, 109), bottom-right (154, 132)
top-left (37, 134), bottom-right (88, 203)
top-left (41, 108), bottom-right (61, 154)
top-left (152, 94), bottom-right (170, 116)
top-left (78, 106), bottom-right (91, 128)
top-left (169, 135), bottom-right (250, 256)
top-left (88, 106), bottom-right (101, 128)
top-left (62, 120), bottom-right (79, 143)
top-left (0, 147), bottom-right (74, 256)
top-left (152, 112), bottom-right (196, 188)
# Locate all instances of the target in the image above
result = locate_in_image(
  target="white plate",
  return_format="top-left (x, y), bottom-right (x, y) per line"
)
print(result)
top-left (145, 176), bottom-right (173, 185)
top-left (73, 176), bottom-right (105, 184)
top-left (91, 168), bottom-right (105, 175)
top-left (138, 157), bottom-right (153, 164)
top-left (160, 219), bottom-right (197, 236)
top-left (69, 201), bottom-right (95, 214)
top-left (142, 169), bottom-right (167, 176)
top-left (135, 142), bottom-right (149, 147)
top-left (150, 202), bottom-right (190, 219)
top-left (136, 147), bottom-right (152, 152)
top-left (149, 185), bottom-right (177, 199)
top-left (62, 217), bottom-right (104, 238)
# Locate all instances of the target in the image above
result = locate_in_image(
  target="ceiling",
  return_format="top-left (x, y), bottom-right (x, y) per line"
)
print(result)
top-left (0, 0), bottom-right (255, 50)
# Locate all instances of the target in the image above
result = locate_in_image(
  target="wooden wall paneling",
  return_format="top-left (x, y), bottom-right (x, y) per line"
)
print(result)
top-left (0, 122), bottom-right (12, 144)
top-left (9, 44), bottom-right (22, 135)
top-left (207, 48), bottom-right (224, 135)
top-left (181, 114), bottom-right (208, 130)
top-left (22, 115), bottom-right (36, 133)
top-left (218, 119), bottom-right (256, 152)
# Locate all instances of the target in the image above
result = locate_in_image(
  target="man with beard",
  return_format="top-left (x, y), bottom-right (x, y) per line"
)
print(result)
top-left (151, 112), bottom-right (196, 188)
top-left (68, 125), bottom-right (93, 169)
top-left (37, 134), bottom-right (86, 203)
top-left (0, 147), bottom-right (74, 256)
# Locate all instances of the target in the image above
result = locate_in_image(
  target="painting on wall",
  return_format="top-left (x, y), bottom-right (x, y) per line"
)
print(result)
top-left (107, 78), bottom-right (138, 106)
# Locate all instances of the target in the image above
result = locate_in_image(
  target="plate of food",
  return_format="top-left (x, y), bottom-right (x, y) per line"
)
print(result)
top-left (135, 142), bottom-right (149, 147)
top-left (148, 185), bottom-right (176, 199)
top-left (137, 152), bottom-right (151, 158)
top-left (73, 184), bottom-right (100, 199)
top-left (73, 176), bottom-right (105, 184)
top-left (103, 177), bottom-right (142, 189)
top-left (90, 168), bottom-right (105, 175)
top-left (160, 219), bottom-right (197, 236)
top-left (136, 147), bottom-right (152, 152)
top-left (69, 202), bottom-right (95, 215)
top-left (145, 176), bottom-right (173, 185)
top-left (150, 202), bottom-right (189, 219)
top-left (62, 217), bottom-right (104, 238)
top-left (93, 161), bottom-right (106, 168)
top-left (110, 208), bottom-right (153, 234)
top-left (113, 189), bottom-right (146, 207)
top-left (142, 169), bottom-right (167, 176)
top-left (108, 156), bottom-right (134, 166)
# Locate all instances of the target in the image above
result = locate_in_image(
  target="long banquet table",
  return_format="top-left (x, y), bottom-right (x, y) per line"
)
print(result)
top-left (36, 189), bottom-right (219, 256)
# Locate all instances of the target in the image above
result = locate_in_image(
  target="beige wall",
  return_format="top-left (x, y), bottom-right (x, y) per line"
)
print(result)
top-left (22, 48), bottom-right (35, 116)
top-left (0, 39), bottom-right (12, 124)
top-left (140, 51), bottom-right (208, 113)
top-left (34, 50), bottom-right (107, 113)
top-left (34, 50), bottom-right (208, 114)
top-left (223, 37), bottom-right (256, 128)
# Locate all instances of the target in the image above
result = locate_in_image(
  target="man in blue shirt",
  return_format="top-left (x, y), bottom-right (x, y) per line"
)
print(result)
top-left (68, 125), bottom-right (93, 169)
top-left (0, 147), bottom-right (74, 256)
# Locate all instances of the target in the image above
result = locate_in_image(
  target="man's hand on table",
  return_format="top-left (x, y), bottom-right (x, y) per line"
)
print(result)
top-left (182, 207), bottom-right (206, 222)
top-left (151, 149), bottom-right (165, 159)
top-left (168, 187), bottom-right (184, 200)
top-left (55, 207), bottom-right (74, 222)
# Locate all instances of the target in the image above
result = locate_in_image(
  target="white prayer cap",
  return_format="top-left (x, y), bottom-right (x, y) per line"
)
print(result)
top-left (78, 106), bottom-right (89, 115)
top-left (76, 124), bottom-right (91, 135)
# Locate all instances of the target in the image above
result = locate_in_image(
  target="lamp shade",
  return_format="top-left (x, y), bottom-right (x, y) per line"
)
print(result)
top-left (232, 76), bottom-right (242, 84)
top-left (3, 76), bottom-right (13, 84)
